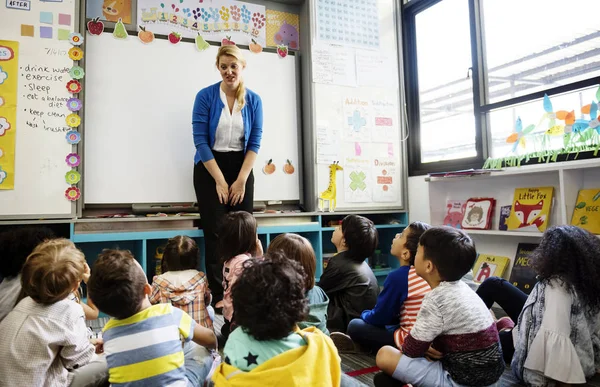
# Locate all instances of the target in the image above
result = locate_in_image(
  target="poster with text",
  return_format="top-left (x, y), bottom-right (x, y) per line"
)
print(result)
top-left (344, 155), bottom-right (371, 203)
top-left (0, 41), bottom-right (19, 190)
top-left (138, 0), bottom-right (267, 46)
top-left (343, 96), bottom-right (371, 142)
top-left (370, 97), bottom-right (397, 143)
top-left (372, 156), bottom-right (398, 202)
top-left (87, 0), bottom-right (133, 24)
top-left (266, 10), bottom-right (299, 49)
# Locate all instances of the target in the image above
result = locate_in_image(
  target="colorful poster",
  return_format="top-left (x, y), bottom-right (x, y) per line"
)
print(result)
top-left (138, 0), bottom-right (267, 46)
top-left (370, 98), bottom-right (397, 142)
top-left (0, 41), bottom-right (19, 190)
top-left (372, 157), bottom-right (397, 202)
top-left (344, 155), bottom-right (371, 203)
top-left (343, 96), bottom-right (371, 142)
top-left (86, 0), bottom-right (133, 24)
top-left (266, 10), bottom-right (299, 49)
top-left (315, 0), bottom-right (380, 49)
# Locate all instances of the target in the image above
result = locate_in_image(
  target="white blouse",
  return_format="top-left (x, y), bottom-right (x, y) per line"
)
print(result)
top-left (212, 88), bottom-right (244, 152)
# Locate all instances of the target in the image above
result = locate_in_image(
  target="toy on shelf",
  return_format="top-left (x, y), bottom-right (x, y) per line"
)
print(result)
top-left (318, 161), bottom-right (343, 212)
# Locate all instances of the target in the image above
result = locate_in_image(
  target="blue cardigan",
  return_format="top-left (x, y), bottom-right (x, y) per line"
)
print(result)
top-left (192, 82), bottom-right (263, 164)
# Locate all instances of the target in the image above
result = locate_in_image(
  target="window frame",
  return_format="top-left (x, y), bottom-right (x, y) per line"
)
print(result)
top-left (403, 0), bottom-right (600, 176)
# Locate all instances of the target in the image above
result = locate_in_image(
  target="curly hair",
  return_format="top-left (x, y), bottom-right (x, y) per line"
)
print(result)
top-left (231, 252), bottom-right (308, 341)
top-left (532, 225), bottom-right (600, 314)
top-left (404, 221), bottom-right (431, 265)
top-left (0, 226), bottom-right (56, 278)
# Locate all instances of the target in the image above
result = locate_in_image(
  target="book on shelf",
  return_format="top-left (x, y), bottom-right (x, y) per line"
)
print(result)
top-left (461, 198), bottom-right (496, 230)
top-left (506, 187), bottom-right (554, 232)
top-left (472, 254), bottom-right (510, 284)
top-left (443, 200), bottom-right (466, 229)
top-left (428, 169), bottom-right (500, 178)
top-left (570, 189), bottom-right (600, 234)
top-left (509, 243), bottom-right (539, 294)
top-left (498, 205), bottom-right (511, 231)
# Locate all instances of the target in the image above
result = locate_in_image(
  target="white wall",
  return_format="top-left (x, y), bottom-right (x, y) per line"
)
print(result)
top-left (408, 176), bottom-right (430, 223)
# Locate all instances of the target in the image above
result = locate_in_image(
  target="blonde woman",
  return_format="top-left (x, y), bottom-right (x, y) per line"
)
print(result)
top-left (192, 45), bottom-right (263, 310)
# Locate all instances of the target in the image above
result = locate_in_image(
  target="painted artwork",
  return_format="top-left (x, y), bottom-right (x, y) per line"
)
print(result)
top-left (86, 0), bottom-right (133, 24)
top-left (137, 0), bottom-right (267, 46)
top-left (318, 161), bottom-right (343, 212)
top-left (266, 10), bottom-right (299, 49)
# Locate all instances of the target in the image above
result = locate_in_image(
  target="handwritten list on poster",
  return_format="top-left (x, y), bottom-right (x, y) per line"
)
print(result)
top-left (316, 121), bottom-right (340, 165)
top-left (355, 50), bottom-right (398, 89)
top-left (312, 45), bottom-right (357, 87)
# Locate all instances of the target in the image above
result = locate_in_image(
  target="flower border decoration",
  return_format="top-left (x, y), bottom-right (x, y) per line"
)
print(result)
top-left (66, 113), bottom-right (81, 128)
top-left (66, 130), bottom-right (81, 145)
top-left (69, 66), bottom-right (85, 80)
top-left (65, 170), bottom-right (81, 185)
top-left (69, 32), bottom-right (84, 46)
top-left (65, 187), bottom-right (81, 201)
top-left (66, 152), bottom-right (81, 167)
top-left (68, 47), bottom-right (84, 61)
top-left (66, 80), bottom-right (82, 94)
top-left (67, 97), bottom-right (82, 112)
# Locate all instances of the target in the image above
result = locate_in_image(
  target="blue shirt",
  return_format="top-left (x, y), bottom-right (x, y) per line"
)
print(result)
top-left (192, 82), bottom-right (263, 163)
top-left (361, 266), bottom-right (410, 330)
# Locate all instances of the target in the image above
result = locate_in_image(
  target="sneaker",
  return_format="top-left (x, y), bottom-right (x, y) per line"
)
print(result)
top-left (496, 316), bottom-right (515, 332)
top-left (330, 332), bottom-right (357, 353)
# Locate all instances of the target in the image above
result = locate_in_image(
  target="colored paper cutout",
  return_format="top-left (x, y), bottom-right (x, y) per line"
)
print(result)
top-left (113, 18), bottom-right (128, 39)
top-left (40, 26), bottom-right (53, 39)
top-left (40, 12), bottom-right (53, 25)
top-left (283, 159), bottom-right (295, 174)
top-left (66, 113), bottom-right (80, 128)
top-left (195, 33), bottom-right (209, 51)
top-left (276, 44), bottom-right (288, 59)
top-left (69, 33), bottom-right (84, 46)
top-left (21, 25), bottom-right (34, 37)
top-left (68, 47), bottom-right (83, 61)
top-left (65, 187), bottom-right (81, 201)
top-left (138, 26), bottom-right (155, 44)
top-left (266, 10), bottom-right (299, 49)
top-left (249, 39), bottom-right (262, 53)
top-left (0, 40), bottom-right (17, 190)
top-left (58, 13), bottom-right (71, 26)
top-left (354, 142), bottom-right (361, 156)
top-left (67, 97), bottom-right (82, 111)
top-left (65, 130), bottom-right (81, 144)
top-left (65, 153), bottom-right (81, 167)
top-left (66, 80), bottom-right (82, 93)
top-left (0, 117), bottom-right (11, 136)
top-left (69, 66), bottom-right (85, 79)
top-left (65, 170), bottom-right (81, 184)
top-left (58, 29), bottom-right (70, 40)
top-left (87, 18), bottom-right (104, 35)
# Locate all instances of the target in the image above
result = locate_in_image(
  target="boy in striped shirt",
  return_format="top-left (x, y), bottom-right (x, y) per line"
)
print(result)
top-left (331, 222), bottom-right (431, 353)
top-left (88, 249), bottom-right (217, 387)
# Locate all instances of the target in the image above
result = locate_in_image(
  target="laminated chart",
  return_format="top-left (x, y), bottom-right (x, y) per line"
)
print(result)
top-left (315, 0), bottom-right (380, 49)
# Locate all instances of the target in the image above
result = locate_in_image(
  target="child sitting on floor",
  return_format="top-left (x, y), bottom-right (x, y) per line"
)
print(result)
top-left (332, 221), bottom-right (431, 353)
top-left (0, 239), bottom-right (107, 387)
top-left (217, 211), bottom-right (263, 338)
top-left (150, 235), bottom-right (213, 329)
top-left (318, 215), bottom-right (380, 333)
top-left (268, 233), bottom-right (330, 335)
top-left (212, 253), bottom-right (341, 386)
top-left (88, 249), bottom-right (217, 387)
top-left (376, 226), bottom-right (504, 387)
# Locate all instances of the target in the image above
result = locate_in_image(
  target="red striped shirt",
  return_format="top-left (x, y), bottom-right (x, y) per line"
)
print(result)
top-left (394, 267), bottom-right (431, 348)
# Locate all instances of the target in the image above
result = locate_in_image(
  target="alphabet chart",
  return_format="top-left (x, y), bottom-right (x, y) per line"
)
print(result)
top-left (315, 0), bottom-right (380, 49)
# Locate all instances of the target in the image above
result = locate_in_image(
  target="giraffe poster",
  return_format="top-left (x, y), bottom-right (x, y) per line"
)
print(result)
top-left (343, 96), bottom-right (371, 142)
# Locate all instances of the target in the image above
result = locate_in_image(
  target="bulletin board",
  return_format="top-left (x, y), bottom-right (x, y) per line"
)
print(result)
top-left (0, 0), bottom-right (79, 218)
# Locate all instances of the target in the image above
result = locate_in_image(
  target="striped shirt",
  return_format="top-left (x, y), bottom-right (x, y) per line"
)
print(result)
top-left (394, 267), bottom-right (431, 347)
top-left (102, 303), bottom-right (196, 387)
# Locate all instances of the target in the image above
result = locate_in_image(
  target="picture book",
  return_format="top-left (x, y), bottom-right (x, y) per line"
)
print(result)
top-left (570, 189), bottom-right (600, 234)
top-left (443, 200), bottom-right (465, 229)
top-left (461, 198), bottom-right (495, 230)
top-left (498, 205), bottom-right (511, 231)
top-left (509, 243), bottom-right (539, 294)
top-left (506, 187), bottom-right (554, 232)
top-left (472, 254), bottom-right (510, 284)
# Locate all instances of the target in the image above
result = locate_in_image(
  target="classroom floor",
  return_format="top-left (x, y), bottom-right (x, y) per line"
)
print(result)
top-left (87, 315), bottom-right (600, 387)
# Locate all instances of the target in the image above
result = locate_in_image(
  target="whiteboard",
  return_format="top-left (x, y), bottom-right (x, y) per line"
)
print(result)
top-left (311, 0), bottom-right (406, 211)
top-left (0, 0), bottom-right (77, 218)
top-left (84, 34), bottom-right (300, 204)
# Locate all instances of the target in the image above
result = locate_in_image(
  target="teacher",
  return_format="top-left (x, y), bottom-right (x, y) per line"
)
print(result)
top-left (192, 45), bottom-right (263, 309)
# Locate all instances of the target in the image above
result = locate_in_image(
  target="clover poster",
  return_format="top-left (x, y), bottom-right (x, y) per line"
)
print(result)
top-left (137, 0), bottom-right (267, 46)
top-left (265, 10), bottom-right (299, 50)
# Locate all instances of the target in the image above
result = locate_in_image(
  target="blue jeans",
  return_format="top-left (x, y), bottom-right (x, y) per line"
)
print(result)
top-left (347, 318), bottom-right (395, 353)
top-left (183, 341), bottom-right (213, 387)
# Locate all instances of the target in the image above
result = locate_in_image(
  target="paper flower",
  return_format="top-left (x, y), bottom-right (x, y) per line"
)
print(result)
top-left (0, 167), bottom-right (6, 185)
top-left (68, 47), bottom-right (84, 61)
top-left (65, 170), bottom-right (81, 185)
top-left (65, 130), bottom-right (81, 144)
top-left (67, 97), bottom-right (82, 112)
top-left (69, 66), bottom-right (85, 80)
top-left (66, 113), bottom-right (81, 128)
top-left (0, 117), bottom-right (11, 136)
top-left (69, 32), bottom-right (84, 46)
top-left (0, 96), bottom-right (4, 107)
top-left (65, 187), bottom-right (81, 201)
top-left (66, 80), bottom-right (82, 94)
top-left (0, 67), bottom-right (7, 85)
top-left (66, 153), bottom-right (81, 167)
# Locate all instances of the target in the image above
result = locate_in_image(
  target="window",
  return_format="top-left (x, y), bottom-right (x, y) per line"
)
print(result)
top-left (404, 0), bottom-right (600, 175)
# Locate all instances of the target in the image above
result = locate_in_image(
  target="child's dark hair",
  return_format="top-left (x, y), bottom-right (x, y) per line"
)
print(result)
top-left (232, 252), bottom-right (308, 341)
top-left (216, 211), bottom-right (258, 264)
top-left (0, 226), bottom-right (55, 279)
top-left (162, 236), bottom-right (199, 273)
top-left (88, 249), bottom-right (147, 320)
top-left (532, 225), bottom-right (600, 314)
top-left (342, 215), bottom-right (378, 262)
top-left (267, 233), bottom-right (316, 290)
top-left (404, 221), bottom-right (431, 265)
top-left (419, 226), bottom-right (476, 281)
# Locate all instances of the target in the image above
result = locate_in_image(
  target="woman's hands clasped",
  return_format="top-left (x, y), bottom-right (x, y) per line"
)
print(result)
top-left (215, 177), bottom-right (246, 206)
top-left (216, 179), bottom-right (229, 205)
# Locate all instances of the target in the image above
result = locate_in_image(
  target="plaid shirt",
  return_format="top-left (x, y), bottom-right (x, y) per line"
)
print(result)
top-left (150, 270), bottom-right (213, 329)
